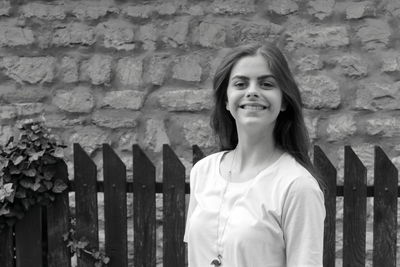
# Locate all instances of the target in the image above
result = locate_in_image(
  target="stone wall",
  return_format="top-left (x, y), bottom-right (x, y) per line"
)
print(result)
top-left (1, 0), bottom-right (400, 266)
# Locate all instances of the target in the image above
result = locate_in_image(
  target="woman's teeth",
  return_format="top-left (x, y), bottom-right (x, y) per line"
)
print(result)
top-left (240, 105), bottom-right (266, 110)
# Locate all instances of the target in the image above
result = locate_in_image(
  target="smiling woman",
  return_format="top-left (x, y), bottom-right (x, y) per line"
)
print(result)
top-left (184, 43), bottom-right (326, 267)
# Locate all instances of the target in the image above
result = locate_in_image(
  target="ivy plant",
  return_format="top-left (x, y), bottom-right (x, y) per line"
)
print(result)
top-left (0, 121), bottom-right (68, 231)
top-left (63, 218), bottom-right (110, 267)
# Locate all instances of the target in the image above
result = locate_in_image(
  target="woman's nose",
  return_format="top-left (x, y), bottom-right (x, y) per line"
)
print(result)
top-left (245, 83), bottom-right (259, 98)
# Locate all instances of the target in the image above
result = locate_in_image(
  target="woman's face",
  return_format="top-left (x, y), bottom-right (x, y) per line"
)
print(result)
top-left (226, 54), bottom-right (285, 132)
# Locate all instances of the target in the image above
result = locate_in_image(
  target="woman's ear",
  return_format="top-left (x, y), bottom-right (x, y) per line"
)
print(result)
top-left (225, 101), bottom-right (229, 110)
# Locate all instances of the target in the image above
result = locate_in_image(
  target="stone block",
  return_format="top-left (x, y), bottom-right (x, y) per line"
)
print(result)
top-left (172, 55), bottom-right (202, 82)
top-left (156, 89), bottom-right (213, 111)
top-left (0, 105), bottom-right (17, 119)
top-left (81, 54), bottom-right (113, 85)
top-left (0, 125), bottom-right (13, 145)
top-left (2, 56), bottom-right (56, 84)
top-left (356, 19), bottom-right (391, 50)
top-left (192, 20), bottom-right (226, 48)
top-left (92, 109), bottom-right (140, 129)
top-left (59, 57), bottom-right (79, 83)
top-left (71, 1), bottom-right (119, 20)
top-left (116, 57), bottom-right (143, 87)
top-left (15, 103), bottom-right (45, 116)
top-left (177, 115), bottom-right (217, 148)
top-left (346, 1), bottom-right (375, 19)
top-left (52, 23), bottom-right (96, 46)
top-left (365, 117), bottom-right (400, 137)
top-left (69, 126), bottom-right (111, 155)
top-left (96, 20), bottom-right (135, 51)
top-left (307, 0), bottom-right (335, 20)
top-left (268, 0), bottom-right (298, 15)
top-left (296, 55), bottom-right (323, 72)
top-left (331, 55), bottom-right (368, 77)
top-left (122, 5), bottom-right (153, 19)
top-left (117, 131), bottom-right (139, 152)
top-left (138, 24), bottom-right (158, 50)
top-left (0, 83), bottom-right (47, 103)
top-left (44, 114), bottom-right (87, 128)
top-left (0, 0), bottom-right (11, 16)
top-left (304, 115), bottom-right (319, 141)
top-left (0, 25), bottom-right (34, 47)
top-left (381, 53), bottom-right (400, 74)
top-left (142, 119), bottom-right (170, 153)
top-left (156, 3), bottom-right (178, 15)
top-left (162, 17), bottom-right (190, 47)
top-left (232, 20), bottom-right (282, 44)
top-left (209, 0), bottom-right (255, 14)
top-left (144, 54), bottom-right (170, 86)
top-left (354, 81), bottom-right (400, 111)
top-left (383, 0), bottom-right (400, 18)
top-left (102, 90), bottom-right (146, 110)
top-left (53, 86), bottom-right (95, 113)
top-left (326, 114), bottom-right (357, 142)
top-left (286, 26), bottom-right (349, 50)
top-left (297, 74), bottom-right (341, 109)
top-left (20, 2), bottom-right (66, 20)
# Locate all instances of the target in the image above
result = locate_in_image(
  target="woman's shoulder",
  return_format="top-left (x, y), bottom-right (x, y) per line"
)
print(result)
top-left (191, 150), bottom-right (226, 174)
top-left (275, 153), bottom-right (320, 190)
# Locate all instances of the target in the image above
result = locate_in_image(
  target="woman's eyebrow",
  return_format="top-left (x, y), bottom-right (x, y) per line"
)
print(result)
top-left (258, 75), bottom-right (276, 80)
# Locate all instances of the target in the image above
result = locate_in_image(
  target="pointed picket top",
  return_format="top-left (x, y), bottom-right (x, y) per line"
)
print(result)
top-left (163, 144), bottom-right (185, 267)
top-left (343, 146), bottom-right (367, 267)
top-left (313, 145), bottom-right (336, 267)
top-left (373, 146), bottom-right (398, 267)
top-left (73, 143), bottom-right (99, 267)
top-left (103, 144), bottom-right (128, 267)
top-left (192, 145), bottom-right (205, 166)
top-left (132, 144), bottom-right (156, 267)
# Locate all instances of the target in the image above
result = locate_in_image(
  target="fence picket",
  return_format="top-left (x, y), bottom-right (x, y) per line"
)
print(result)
top-left (373, 146), bottom-right (398, 267)
top-left (163, 144), bottom-right (185, 267)
top-left (314, 146), bottom-right (336, 267)
top-left (47, 160), bottom-right (71, 267)
top-left (0, 226), bottom-right (14, 267)
top-left (192, 145), bottom-right (205, 165)
top-left (74, 143), bottom-right (99, 267)
top-left (343, 146), bottom-right (367, 267)
top-left (15, 205), bottom-right (43, 267)
top-left (133, 145), bottom-right (156, 267)
top-left (103, 144), bottom-right (128, 267)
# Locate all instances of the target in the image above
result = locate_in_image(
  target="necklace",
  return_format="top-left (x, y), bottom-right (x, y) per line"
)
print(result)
top-left (211, 148), bottom-right (237, 266)
top-left (211, 148), bottom-right (278, 266)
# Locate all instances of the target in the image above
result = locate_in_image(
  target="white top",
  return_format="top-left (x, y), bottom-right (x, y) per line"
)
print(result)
top-left (184, 151), bottom-right (325, 267)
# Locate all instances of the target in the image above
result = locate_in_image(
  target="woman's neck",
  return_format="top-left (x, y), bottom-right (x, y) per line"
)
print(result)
top-left (234, 126), bottom-right (280, 172)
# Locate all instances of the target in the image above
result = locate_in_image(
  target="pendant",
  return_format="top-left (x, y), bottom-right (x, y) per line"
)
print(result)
top-left (210, 255), bottom-right (222, 266)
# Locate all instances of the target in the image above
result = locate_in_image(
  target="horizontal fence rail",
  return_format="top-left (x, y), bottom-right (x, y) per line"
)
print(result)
top-left (0, 144), bottom-right (398, 267)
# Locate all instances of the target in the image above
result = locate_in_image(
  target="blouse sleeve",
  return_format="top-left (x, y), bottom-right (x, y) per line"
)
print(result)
top-left (282, 176), bottom-right (325, 267)
top-left (183, 166), bottom-right (198, 243)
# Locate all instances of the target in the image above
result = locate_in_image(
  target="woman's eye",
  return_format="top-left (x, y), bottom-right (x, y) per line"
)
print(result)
top-left (234, 82), bottom-right (246, 88)
top-left (260, 82), bottom-right (274, 88)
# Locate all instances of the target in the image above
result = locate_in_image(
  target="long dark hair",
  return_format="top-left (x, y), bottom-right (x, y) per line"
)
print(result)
top-left (210, 43), bottom-right (325, 190)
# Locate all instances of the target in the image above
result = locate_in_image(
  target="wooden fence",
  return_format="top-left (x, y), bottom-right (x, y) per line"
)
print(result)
top-left (0, 144), bottom-right (398, 267)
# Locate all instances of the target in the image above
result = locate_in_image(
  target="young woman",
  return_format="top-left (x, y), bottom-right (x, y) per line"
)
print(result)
top-left (184, 43), bottom-right (325, 267)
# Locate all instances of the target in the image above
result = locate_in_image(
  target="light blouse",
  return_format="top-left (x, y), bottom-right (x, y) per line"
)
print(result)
top-left (184, 151), bottom-right (325, 267)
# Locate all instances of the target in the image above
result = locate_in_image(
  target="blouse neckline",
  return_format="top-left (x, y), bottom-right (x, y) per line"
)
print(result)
top-left (217, 150), bottom-right (288, 185)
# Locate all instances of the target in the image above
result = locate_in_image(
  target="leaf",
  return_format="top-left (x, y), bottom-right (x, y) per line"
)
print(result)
top-left (0, 183), bottom-right (14, 202)
top-left (12, 155), bottom-right (24, 165)
top-left (32, 183), bottom-right (41, 192)
top-left (103, 257), bottom-right (110, 264)
top-left (9, 166), bottom-right (20, 174)
top-left (42, 181), bottom-right (53, 190)
top-left (43, 166), bottom-right (56, 180)
top-left (52, 179), bottom-right (67, 193)
top-left (22, 168), bottom-right (36, 177)
top-left (19, 179), bottom-right (33, 189)
top-left (52, 147), bottom-right (64, 158)
top-left (28, 150), bottom-right (45, 162)
top-left (15, 188), bottom-right (26, 198)
top-left (0, 205), bottom-right (10, 216)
